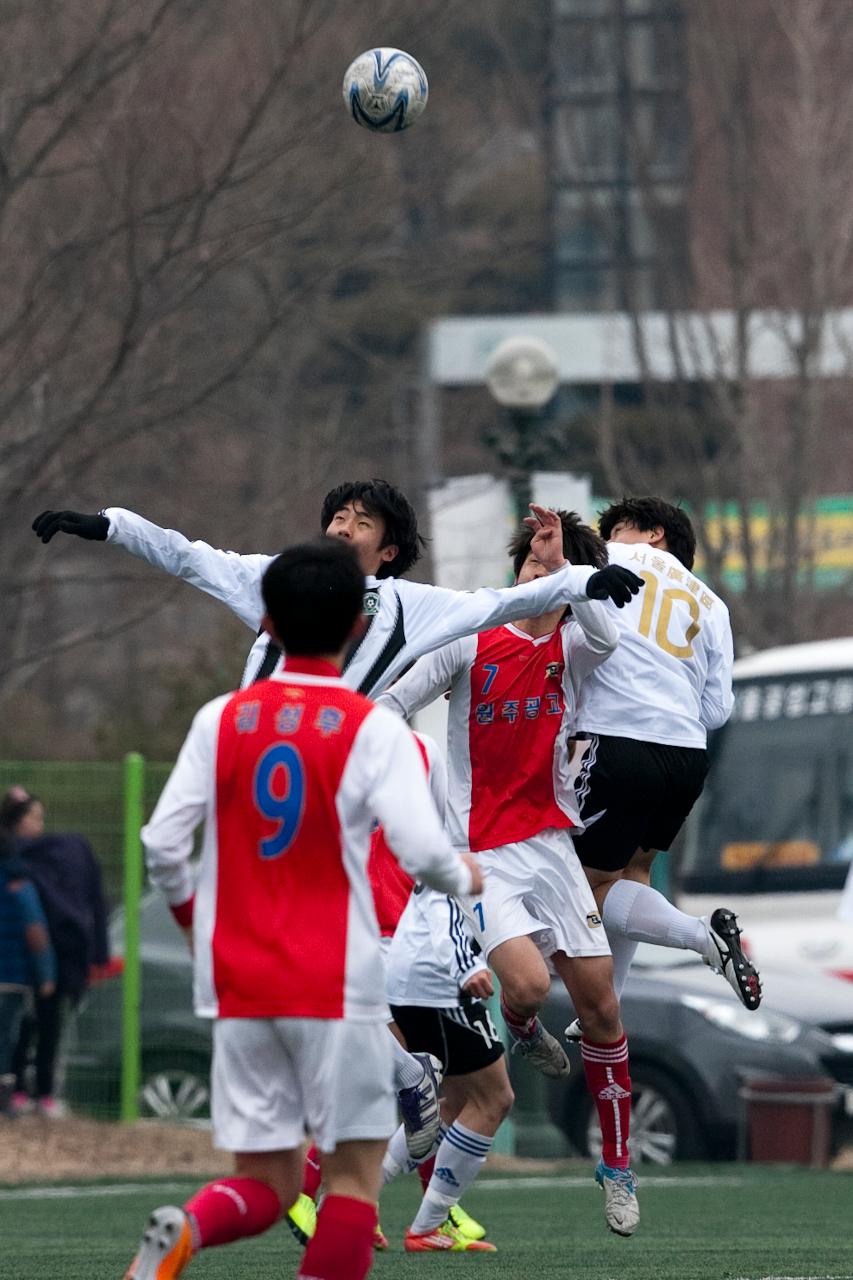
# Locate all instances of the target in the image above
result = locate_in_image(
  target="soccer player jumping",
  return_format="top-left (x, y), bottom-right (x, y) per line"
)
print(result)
top-left (123, 540), bottom-right (482, 1280)
top-left (380, 509), bottom-right (644, 1236)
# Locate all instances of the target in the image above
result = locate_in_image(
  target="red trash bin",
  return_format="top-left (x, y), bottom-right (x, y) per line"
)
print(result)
top-left (738, 1075), bottom-right (837, 1167)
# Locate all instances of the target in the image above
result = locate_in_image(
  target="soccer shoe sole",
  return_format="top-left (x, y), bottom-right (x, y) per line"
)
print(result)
top-left (448, 1203), bottom-right (487, 1241)
top-left (124, 1205), bottom-right (193, 1279)
top-left (405, 1227), bottom-right (497, 1252)
top-left (709, 908), bottom-right (762, 1010)
top-left (400, 1052), bottom-right (444, 1160)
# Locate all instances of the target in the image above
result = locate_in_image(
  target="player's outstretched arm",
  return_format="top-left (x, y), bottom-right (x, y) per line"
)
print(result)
top-left (377, 640), bottom-right (470, 721)
top-left (33, 506), bottom-right (274, 630)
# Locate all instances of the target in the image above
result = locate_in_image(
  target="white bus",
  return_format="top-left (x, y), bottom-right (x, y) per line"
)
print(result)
top-left (678, 637), bottom-right (853, 983)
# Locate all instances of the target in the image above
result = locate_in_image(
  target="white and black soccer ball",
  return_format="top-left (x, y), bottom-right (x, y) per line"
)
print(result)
top-left (342, 48), bottom-right (428, 133)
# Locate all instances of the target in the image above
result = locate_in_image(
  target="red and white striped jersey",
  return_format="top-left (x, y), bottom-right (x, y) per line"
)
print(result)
top-left (380, 602), bottom-right (617, 852)
top-left (142, 660), bottom-right (472, 1022)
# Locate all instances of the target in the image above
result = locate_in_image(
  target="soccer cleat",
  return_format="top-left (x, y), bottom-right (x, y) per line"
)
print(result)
top-left (373, 1222), bottom-right (389, 1250)
top-left (124, 1205), bottom-right (193, 1279)
top-left (702, 908), bottom-right (762, 1010)
top-left (447, 1203), bottom-right (486, 1241)
top-left (398, 1052), bottom-right (443, 1160)
top-left (285, 1192), bottom-right (317, 1245)
top-left (564, 1017), bottom-right (583, 1042)
top-left (405, 1219), bottom-right (497, 1252)
top-left (510, 1019), bottom-right (572, 1078)
top-left (595, 1160), bottom-right (639, 1237)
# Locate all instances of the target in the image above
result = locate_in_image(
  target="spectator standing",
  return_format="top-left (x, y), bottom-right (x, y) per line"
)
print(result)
top-left (0, 830), bottom-right (56, 1117)
top-left (0, 788), bottom-right (109, 1116)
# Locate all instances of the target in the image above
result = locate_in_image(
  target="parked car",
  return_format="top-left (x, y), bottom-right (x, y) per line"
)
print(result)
top-left (678, 637), bottom-right (853, 984)
top-left (65, 893), bottom-right (208, 1120)
top-left (531, 944), bottom-right (853, 1164)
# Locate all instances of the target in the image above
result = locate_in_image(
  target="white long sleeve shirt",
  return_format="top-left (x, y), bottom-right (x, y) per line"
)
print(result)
top-left (574, 542), bottom-right (735, 748)
top-left (386, 886), bottom-right (487, 1008)
top-left (103, 507), bottom-right (598, 695)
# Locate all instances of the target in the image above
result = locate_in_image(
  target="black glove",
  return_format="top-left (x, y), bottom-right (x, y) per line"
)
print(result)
top-left (32, 510), bottom-right (110, 544)
top-left (586, 565), bottom-right (645, 607)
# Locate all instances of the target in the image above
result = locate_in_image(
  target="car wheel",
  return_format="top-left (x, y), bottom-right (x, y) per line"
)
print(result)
top-left (567, 1064), bottom-right (706, 1165)
top-left (140, 1056), bottom-right (210, 1123)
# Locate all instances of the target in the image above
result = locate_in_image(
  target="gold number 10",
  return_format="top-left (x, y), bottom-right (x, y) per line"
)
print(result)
top-left (637, 572), bottom-right (701, 659)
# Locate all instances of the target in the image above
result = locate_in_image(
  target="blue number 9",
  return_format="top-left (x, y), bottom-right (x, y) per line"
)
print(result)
top-left (253, 743), bottom-right (305, 859)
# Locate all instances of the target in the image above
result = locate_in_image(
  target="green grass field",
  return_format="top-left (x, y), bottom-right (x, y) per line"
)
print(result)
top-left (2, 1164), bottom-right (852, 1279)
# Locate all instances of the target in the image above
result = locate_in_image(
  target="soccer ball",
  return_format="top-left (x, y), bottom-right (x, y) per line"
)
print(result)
top-left (342, 48), bottom-right (428, 133)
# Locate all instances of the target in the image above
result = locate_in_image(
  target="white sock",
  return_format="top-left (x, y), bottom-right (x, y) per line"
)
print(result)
top-left (391, 1035), bottom-right (426, 1090)
top-left (410, 1121), bottom-right (493, 1234)
top-left (603, 879), bottom-right (707, 954)
top-left (382, 1122), bottom-right (445, 1186)
top-left (607, 932), bottom-right (639, 998)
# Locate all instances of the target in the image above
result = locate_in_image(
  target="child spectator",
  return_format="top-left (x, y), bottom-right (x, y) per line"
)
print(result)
top-left (0, 830), bottom-right (56, 1117)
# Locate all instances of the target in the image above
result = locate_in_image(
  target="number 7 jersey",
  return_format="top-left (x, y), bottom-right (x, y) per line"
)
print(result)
top-left (574, 542), bottom-right (734, 748)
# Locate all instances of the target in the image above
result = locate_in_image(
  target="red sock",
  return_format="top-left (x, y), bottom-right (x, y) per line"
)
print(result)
top-left (417, 1155), bottom-right (436, 1192)
top-left (184, 1178), bottom-right (281, 1250)
top-left (500, 994), bottom-right (537, 1040)
top-left (581, 1034), bottom-right (632, 1169)
top-left (297, 1194), bottom-right (376, 1280)
top-left (302, 1144), bottom-right (323, 1200)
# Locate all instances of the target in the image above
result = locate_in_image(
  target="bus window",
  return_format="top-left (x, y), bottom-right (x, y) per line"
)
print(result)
top-left (680, 671), bottom-right (853, 895)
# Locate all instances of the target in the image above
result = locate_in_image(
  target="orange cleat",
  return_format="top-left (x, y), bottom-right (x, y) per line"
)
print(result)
top-left (404, 1219), bottom-right (497, 1252)
top-left (124, 1205), bottom-right (194, 1278)
top-left (373, 1222), bottom-right (390, 1250)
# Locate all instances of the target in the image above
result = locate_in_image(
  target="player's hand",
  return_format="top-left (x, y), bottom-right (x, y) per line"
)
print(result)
top-left (39, 980), bottom-right (56, 998)
top-left (586, 565), bottom-right (644, 607)
top-left (461, 852), bottom-right (484, 896)
top-left (523, 505), bottom-right (567, 573)
top-left (462, 969), bottom-right (494, 1001)
top-left (32, 510), bottom-right (109, 543)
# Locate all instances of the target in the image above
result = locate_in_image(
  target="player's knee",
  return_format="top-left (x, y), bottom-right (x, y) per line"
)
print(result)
top-left (502, 970), bottom-right (550, 1014)
top-left (577, 990), bottom-right (621, 1040)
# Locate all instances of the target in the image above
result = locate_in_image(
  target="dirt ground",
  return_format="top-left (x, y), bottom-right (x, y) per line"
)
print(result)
top-left (1, 1116), bottom-right (851, 1184)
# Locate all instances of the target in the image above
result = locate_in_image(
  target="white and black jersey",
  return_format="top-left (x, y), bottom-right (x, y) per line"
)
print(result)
top-left (385, 885), bottom-right (486, 1010)
top-left (103, 508), bottom-right (598, 697)
top-left (574, 541), bottom-right (735, 748)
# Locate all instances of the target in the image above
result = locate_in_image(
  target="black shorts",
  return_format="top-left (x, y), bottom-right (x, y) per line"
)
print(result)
top-left (390, 1001), bottom-right (505, 1077)
top-left (570, 733), bottom-right (709, 872)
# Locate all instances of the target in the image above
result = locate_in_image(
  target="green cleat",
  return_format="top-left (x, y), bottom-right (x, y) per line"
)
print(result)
top-left (447, 1203), bottom-right (487, 1241)
top-left (286, 1193), bottom-right (317, 1245)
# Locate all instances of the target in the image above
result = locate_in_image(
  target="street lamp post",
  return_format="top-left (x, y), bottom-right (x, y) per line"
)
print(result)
top-left (484, 336), bottom-right (561, 523)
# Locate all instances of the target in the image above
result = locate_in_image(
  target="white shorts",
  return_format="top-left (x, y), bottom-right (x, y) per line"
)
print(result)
top-left (463, 827), bottom-right (611, 962)
top-left (211, 1017), bottom-right (396, 1154)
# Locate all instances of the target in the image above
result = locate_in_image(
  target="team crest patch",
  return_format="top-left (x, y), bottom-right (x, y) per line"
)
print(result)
top-left (363, 590), bottom-right (380, 616)
top-left (545, 661), bottom-right (562, 679)
top-left (586, 912), bottom-right (602, 928)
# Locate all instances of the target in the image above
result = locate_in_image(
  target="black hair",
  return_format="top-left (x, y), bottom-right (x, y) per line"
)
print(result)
top-left (261, 540), bottom-right (365, 657)
top-left (0, 789), bottom-right (38, 834)
top-left (508, 510), bottom-right (608, 578)
top-left (320, 479), bottom-right (425, 578)
top-left (598, 496), bottom-right (696, 571)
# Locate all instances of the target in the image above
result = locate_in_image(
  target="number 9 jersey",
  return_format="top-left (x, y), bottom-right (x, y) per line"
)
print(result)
top-left (574, 542), bottom-right (734, 747)
top-left (141, 660), bottom-right (473, 1023)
